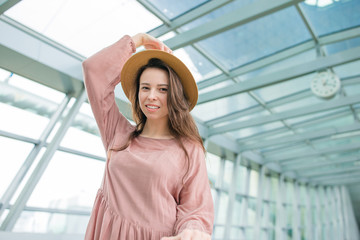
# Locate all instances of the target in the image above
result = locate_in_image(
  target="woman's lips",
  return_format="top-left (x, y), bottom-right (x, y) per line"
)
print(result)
top-left (145, 104), bottom-right (160, 112)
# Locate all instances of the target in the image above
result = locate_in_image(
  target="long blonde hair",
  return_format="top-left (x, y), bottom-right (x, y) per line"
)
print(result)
top-left (114, 58), bottom-right (204, 180)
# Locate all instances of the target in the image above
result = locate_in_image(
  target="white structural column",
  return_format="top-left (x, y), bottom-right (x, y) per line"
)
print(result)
top-left (254, 166), bottom-right (265, 239)
top-left (341, 186), bottom-right (350, 240)
top-left (314, 186), bottom-right (323, 240)
top-left (0, 94), bottom-right (70, 218)
top-left (341, 186), bottom-right (360, 240)
top-left (326, 188), bottom-right (335, 240)
top-left (0, 88), bottom-right (87, 230)
top-left (213, 152), bottom-right (226, 230)
top-left (224, 154), bottom-right (240, 239)
top-left (320, 187), bottom-right (330, 240)
top-left (292, 182), bottom-right (300, 240)
top-left (304, 185), bottom-right (313, 240)
top-left (239, 167), bottom-right (251, 238)
top-left (275, 174), bottom-right (286, 240)
top-left (262, 174), bottom-right (271, 239)
top-left (329, 187), bottom-right (338, 239)
top-left (335, 186), bottom-right (345, 239)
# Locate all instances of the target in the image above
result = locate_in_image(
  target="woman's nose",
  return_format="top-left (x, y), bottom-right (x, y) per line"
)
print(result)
top-left (147, 90), bottom-right (157, 100)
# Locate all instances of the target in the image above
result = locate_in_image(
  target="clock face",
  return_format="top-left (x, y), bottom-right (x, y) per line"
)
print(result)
top-left (311, 72), bottom-right (341, 98)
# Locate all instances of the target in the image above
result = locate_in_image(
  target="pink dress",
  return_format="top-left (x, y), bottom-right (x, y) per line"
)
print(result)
top-left (82, 35), bottom-right (214, 240)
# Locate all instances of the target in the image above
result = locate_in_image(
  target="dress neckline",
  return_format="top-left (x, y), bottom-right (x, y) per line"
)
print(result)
top-left (138, 135), bottom-right (176, 141)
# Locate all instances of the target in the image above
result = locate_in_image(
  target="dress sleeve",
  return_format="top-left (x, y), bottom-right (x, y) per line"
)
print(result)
top-left (174, 144), bottom-right (215, 236)
top-left (82, 35), bottom-right (136, 151)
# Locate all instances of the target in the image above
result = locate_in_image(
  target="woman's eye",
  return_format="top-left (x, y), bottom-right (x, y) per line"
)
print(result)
top-left (141, 86), bottom-right (149, 90)
top-left (160, 88), bottom-right (168, 92)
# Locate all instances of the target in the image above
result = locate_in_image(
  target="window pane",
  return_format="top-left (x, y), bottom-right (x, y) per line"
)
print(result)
top-left (5, 0), bottom-right (162, 56)
top-left (148, 0), bottom-right (208, 19)
top-left (248, 170), bottom-right (259, 197)
top-left (232, 197), bottom-right (242, 225)
top-left (300, 0), bottom-right (360, 36)
top-left (286, 181), bottom-right (294, 205)
top-left (247, 198), bottom-right (256, 226)
top-left (254, 73), bottom-right (314, 103)
top-left (193, 93), bottom-right (258, 122)
top-left (213, 226), bottom-right (225, 239)
top-left (27, 151), bottom-right (104, 211)
top-left (13, 211), bottom-right (89, 234)
top-left (236, 165), bottom-right (248, 195)
top-left (222, 160), bottom-right (233, 190)
top-left (0, 103), bottom-right (50, 140)
top-left (174, 46), bottom-right (222, 82)
top-left (217, 192), bottom-right (229, 225)
top-left (7, 72), bottom-right (65, 103)
top-left (181, 0), bottom-right (258, 31)
top-left (0, 137), bottom-right (33, 197)
top-left (206, 152), bottom-right (221, 187)
top-left (196, 7), bottom-right (311, 69)
top-left (324, 37), bottom-right (360, 55)
top-left (60, 126), bottom-right (104, 157)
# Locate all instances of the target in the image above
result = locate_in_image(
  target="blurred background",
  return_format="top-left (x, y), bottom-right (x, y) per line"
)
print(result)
top-left (0, 0), bottom-right (359, 239)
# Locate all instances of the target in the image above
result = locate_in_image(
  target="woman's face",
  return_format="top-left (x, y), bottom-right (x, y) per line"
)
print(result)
top-left (138, 68), bottom-right (169, 123)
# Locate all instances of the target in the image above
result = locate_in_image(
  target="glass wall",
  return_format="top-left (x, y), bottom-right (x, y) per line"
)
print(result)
top-left (0, 68), bottom-right (359, 238)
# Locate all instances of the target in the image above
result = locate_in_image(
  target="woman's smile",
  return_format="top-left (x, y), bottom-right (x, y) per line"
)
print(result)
top-left (145, 104), bottom-right (160, 112)
top-left (138, 67), bottom-right (169, 122)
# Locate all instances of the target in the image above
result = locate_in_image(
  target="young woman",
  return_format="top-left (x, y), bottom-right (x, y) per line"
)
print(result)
top-left (82, 33), bottom-right (214, 240)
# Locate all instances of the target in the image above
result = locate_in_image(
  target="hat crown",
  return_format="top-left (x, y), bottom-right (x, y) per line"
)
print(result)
top-left (121, 50), bottom-right (198, 111)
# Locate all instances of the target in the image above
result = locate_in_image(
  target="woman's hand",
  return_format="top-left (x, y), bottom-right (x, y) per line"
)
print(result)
top-left (132, 33), bottom-right (172, 53)
top-left (161, 229), bottom-right (211, 240)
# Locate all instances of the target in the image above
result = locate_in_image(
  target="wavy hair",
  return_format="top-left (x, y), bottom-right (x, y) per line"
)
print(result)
top-left (114, 58), bottom-right (204, 181)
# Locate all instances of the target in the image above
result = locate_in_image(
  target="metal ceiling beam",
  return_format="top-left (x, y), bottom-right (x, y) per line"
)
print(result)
top-left (197, 27), bottom-right (360, 90)
top-left (283, 155), bottom-right (360, 172)
top-left (0, 15), bottom-right (84, 95)
top-left (348, 185), bottom-right (360, 191)
top-left (0, 0), bottom-right (21, 15)
top-left (319, 26), bottom-right (360, 46)
top-left (209, 94), bottom-right (360, 136)
top-left (199, 46), bottom-right (360, 104)
top-left (206, 105), bottom-right (264, 126)
top-left (192, 43), bottom-right (231, 76)
top-left (320, 177), bottom-right (360, 186)
top-left (136, 0), bottom-right (171, 26)
top-left (222, 90), bottom-right (309, 129)
top-left (198, 41), bottom-right (315, 90)
top-left (281, 149), bottom-right (360, 169)
top-left (346, 187), bottom-right (360, 195)
top-left (239, 123), bottom-right (360, 151)
top-left (208, 74), bottom-right (359, 129)
top-left (314, 173), bottom-right (360, 186)
top-left (266, 142), bottom-right (360, 163)
top-left (295, 3), bottom-right (318, 44)
top-left (311, 170), bottom-right (360, 182)
top-left (147, 0), bottom-right (233, 37)
top-left (237, 102), bottom-right (357, 144)
top-left (0, 129), bottom-right (39, 145)
top-left (301, 164), bottom-right (360, 178)
top-left (164, 0), bottom-right (303, 50)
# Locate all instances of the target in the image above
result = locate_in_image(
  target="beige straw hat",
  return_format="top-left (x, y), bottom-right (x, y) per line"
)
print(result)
top-left (120, 50), bottom-right (198, 111)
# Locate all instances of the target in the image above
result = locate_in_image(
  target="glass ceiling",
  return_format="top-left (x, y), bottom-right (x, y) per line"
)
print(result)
top-left (1, 0), bottom-right (360, 226)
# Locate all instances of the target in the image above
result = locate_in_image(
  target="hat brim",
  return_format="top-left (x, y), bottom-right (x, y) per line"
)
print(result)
top-left (120, 50), bottom-right (198, 111)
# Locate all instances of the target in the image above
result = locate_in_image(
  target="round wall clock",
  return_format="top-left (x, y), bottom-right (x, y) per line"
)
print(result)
top-left (310, 71), bottom-right (341, 99)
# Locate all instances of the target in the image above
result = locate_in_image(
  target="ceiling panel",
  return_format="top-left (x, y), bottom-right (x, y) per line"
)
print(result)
top-left (299, 0), bottom-right (360, 36)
